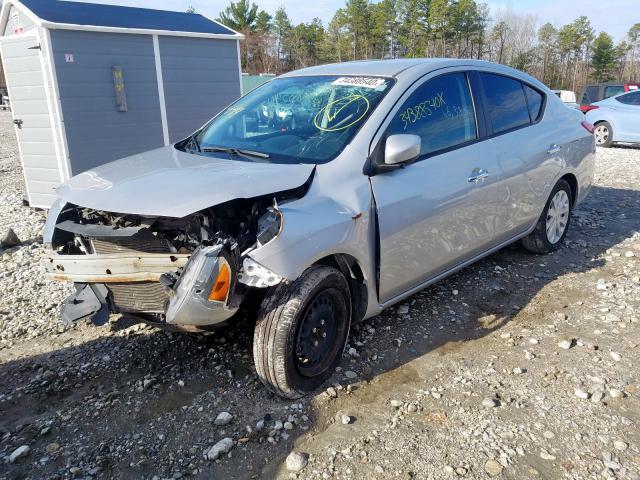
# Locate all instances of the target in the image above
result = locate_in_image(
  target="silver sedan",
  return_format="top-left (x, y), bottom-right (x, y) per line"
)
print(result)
top-left (43, 59), bottom-right (595, 398)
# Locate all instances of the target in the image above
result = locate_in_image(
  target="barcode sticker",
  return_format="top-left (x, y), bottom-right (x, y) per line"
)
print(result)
top-left (332, 77), bottom-right (386, 89)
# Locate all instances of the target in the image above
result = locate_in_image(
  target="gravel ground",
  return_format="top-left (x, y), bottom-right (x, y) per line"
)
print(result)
top-left (0, 109), bottom-right (639, 480)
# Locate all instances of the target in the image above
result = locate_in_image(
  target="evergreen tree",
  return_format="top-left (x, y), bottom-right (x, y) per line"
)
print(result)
top-left (273, 8), bottom-right (293, 71)
top-left (591, 32), bottom-right (618, 82)
top-left (217, 0), bottom-right (258, 31)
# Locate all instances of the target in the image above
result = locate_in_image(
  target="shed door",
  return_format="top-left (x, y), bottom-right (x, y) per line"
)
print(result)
top-left (0, 32), bottom-right (61, 208)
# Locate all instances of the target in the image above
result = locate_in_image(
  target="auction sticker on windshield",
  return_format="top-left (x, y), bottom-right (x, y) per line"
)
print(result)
top-left (332, 77), bottom-right (387, 89)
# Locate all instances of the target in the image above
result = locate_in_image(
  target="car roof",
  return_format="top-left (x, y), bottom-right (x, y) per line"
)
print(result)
top-left (280, 58), bottom-right (522, 79)
top-left (279, 58), bottom-right (548, 92)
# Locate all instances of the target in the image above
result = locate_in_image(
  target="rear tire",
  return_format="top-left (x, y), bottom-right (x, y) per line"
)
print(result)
top-left (593, 121), bottom-right (613, 147)
top-left (253, 265), bottom-right (351, 399)
top-left (521, 179), bottom-right (572, 254)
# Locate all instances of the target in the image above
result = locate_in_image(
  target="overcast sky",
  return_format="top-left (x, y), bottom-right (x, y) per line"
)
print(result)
top-left (73, 0), bottom-right (636, 41)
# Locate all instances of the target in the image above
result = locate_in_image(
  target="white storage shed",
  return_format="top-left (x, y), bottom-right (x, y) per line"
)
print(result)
top-left (0, 0), bottom-right (243, 208)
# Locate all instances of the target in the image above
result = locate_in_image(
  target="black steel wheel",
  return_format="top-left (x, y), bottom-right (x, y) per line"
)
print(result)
top-left (295, 290), bottom-right (347, 378)
top-left (253, 265), bottom-right (351, 398)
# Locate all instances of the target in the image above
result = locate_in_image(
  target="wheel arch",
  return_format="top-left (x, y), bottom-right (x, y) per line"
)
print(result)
top-left (313, 253), bottom-right (369, 323)
top-left (560, 172), bottom-right (578, 205)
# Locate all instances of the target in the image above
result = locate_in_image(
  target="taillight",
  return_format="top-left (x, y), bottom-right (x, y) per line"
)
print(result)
top-left (581, 121), bottom-right (595, 133)
top-left (580, 105), bottom-right (599, 113)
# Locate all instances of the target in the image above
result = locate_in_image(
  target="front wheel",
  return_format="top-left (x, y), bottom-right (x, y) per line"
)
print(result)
top-left (521, 179), bottom-right (572, 254)
top-left (253, 265), bottom-right (351, 398)
top-left (593, 121), bottom-right (613, 147)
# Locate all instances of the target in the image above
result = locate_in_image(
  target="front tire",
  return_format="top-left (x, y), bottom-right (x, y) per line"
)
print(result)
top-left (594, 121), bottom-right (613, 147)
top-left (521, 179), bottom-right (572, 254)
top-left (253, 265), bottom-right (351, 399)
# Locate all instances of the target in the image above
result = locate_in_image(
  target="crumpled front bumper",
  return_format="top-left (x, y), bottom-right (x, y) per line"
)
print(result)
top-left (42, 246), bottom-right (240, 328)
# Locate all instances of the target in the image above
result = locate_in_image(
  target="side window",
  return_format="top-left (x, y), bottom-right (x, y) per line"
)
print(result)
top-left (524, 85), bottom-right (544, 121)
top-left (616, 91), bottom-right (640, 105)
top-left (604, 85), bottom-right (624, 99)
top-left (480, 73), bottom-right (530, 134)
top-left (386, 72), bottom-right (477, 157)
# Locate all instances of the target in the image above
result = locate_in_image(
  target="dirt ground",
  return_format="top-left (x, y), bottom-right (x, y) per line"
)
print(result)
top-left (0, 110), bottom-right (639, 480)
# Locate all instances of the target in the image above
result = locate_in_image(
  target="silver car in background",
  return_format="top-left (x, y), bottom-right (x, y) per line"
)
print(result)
top-left (43, 59), bottom-right (595, 398)
top-left (586, 89), bottom-right (640, 147)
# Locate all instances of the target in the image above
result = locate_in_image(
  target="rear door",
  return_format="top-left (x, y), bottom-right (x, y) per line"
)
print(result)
top-left (612, 91), bottom-right (640, 142)
top-left (0, 32), bottom-right (62, 208)
top-left (370, 70), bottom-right (502, 302)
top-left (477, 72), bottom-right (555, 240)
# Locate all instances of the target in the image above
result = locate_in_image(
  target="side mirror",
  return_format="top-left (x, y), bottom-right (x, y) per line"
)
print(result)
top-left (384, 134), bottom-right (421, 165)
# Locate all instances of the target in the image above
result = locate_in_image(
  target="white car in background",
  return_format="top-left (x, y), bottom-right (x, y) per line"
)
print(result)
top-left (552, 90), bottom-right (579, 110)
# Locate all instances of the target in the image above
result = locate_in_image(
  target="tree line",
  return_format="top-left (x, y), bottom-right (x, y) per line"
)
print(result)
top-left (209, 0), bottom-right (640, 93)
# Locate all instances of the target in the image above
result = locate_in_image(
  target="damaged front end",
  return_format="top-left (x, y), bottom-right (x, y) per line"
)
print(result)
top-left (42, 189), bottom-right (299, 330)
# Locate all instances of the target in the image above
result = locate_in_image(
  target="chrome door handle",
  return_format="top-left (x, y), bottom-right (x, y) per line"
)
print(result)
top-left (468, 168), bottom-right (489, 184)
top-left (547, 144), bottom-right (561, 154)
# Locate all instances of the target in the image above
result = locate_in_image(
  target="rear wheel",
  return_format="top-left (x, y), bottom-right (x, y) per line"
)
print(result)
top-left (594, 121), bottom-right (613, 147)
top-left (253, 265), bottom-right (351, 398)
top-left (521, 179), bottom-right (572, 254)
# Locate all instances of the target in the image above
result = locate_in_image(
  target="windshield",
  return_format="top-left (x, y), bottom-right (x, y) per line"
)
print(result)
top-left (185, 75), bottom-right (394, 164)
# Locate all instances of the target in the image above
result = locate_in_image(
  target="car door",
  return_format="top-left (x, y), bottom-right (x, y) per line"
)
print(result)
top-left (477, 72), bottom-right (554, 240)
top-left (369, 70), bottom-right (502, 302)
top-left (611, 91), bottom-right (640, 142)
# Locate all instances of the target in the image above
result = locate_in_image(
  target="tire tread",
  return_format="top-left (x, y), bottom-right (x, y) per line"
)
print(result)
top-left (253, 266), bottom-right (350, 399)
top-left (521, 179), bottom-right (572, 254)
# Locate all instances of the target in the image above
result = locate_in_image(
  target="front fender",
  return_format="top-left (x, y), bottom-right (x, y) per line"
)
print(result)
top-left (250, 194), bottom-right (373, 281)
top-left (248, 167), bottom-right (381, 319)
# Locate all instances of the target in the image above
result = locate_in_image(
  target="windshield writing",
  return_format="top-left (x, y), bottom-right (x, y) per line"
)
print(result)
top-left (187, 76), bottom-right (393, 164)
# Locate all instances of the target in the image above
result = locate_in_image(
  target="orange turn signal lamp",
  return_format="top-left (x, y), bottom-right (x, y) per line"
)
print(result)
top-left (208, 261), bottom-right (231, 302)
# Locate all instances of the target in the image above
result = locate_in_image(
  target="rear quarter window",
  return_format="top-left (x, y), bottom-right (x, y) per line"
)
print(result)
top-left (524, 85), bottom-right (544, 121)
top-left (480, 73), bottom-right (530, 134)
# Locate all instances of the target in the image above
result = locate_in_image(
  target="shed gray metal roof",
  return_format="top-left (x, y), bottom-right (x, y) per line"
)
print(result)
top-left (1, 0), bottom-right (243, 39)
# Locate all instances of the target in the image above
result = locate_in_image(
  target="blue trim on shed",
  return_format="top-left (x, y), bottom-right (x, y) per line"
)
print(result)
top-left (19, 0), bottom-right (238, 35)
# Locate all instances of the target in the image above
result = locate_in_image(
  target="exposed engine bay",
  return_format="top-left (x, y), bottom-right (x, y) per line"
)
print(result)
top-left (43, 182), bottom-right (310, 330)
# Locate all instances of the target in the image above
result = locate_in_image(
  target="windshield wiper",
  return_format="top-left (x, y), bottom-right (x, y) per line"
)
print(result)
top-left (201, 145), bottom-right (270, 159)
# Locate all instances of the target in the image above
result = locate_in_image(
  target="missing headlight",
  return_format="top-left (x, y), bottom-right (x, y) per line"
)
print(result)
top-left (256, 204), bottom-right (283, 247)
